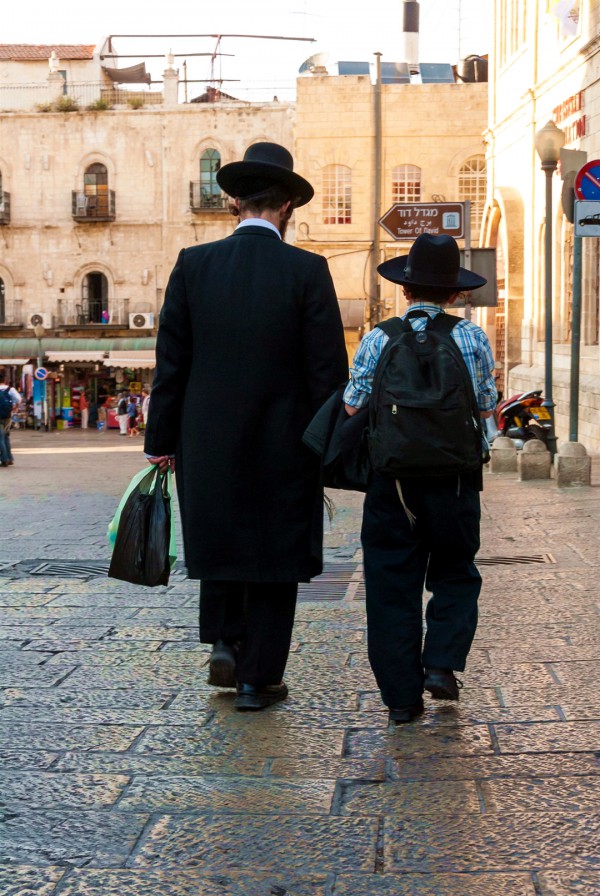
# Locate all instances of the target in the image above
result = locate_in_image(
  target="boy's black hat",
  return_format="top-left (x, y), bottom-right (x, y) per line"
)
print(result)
top-left (378, 234), bottom-right (487, 290)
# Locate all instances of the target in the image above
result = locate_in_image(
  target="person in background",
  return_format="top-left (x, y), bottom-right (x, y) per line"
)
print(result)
top-left (0, 370), bottom-right (22, 467)
top-left (127, 394), bottom-right (139, 437)
top-left (141, 389), bottom-right (150, 429)
top-left (79, 390), bottom-right (89, 429)
top-left (116, 391), bottom-right (129, 435)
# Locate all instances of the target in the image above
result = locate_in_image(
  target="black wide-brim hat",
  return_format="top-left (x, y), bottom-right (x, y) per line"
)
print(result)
top-left (378, 234), bottom-right (487, 290)
top-left (216, 142), bottom-right (314, 208)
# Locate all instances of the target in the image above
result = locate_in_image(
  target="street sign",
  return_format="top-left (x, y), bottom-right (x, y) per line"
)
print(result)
top-left (379, 202), bottom-right (465, 240)
top-left (574, 160), bottom-right (600, 200)
top-left (34, 367), bottom-right (48, 381)
top-left (574, 200), bottom-right (600, 237)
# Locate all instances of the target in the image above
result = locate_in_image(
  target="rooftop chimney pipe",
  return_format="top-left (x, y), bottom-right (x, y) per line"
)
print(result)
top-left (403, 0), bottom-right (420, 71)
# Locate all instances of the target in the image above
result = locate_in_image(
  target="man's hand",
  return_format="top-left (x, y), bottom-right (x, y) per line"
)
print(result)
top-left (147, 456), bottom-right (175, 473)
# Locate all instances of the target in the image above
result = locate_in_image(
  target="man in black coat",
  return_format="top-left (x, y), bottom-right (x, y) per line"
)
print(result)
top-left (145, 143), bottom-right (348, 711)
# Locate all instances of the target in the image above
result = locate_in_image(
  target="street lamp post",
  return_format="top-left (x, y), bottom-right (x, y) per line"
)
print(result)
top-left (534, 120), bottom-right (565, 457)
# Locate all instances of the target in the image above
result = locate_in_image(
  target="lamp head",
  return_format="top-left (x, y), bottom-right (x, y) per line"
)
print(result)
top-left (535, 120), bottom-right (566, 170)
top-left (33, 324), bottom-right (45, 340)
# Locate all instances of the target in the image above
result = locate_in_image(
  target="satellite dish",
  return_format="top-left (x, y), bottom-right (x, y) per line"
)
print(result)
top-left (299, 52), bottom-right (329, 74)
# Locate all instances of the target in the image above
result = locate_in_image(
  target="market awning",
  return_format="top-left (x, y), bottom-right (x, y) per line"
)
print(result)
top-left (0, 337), bottom-right (156, 360)
top-left (103, 350), bottom-right (155, 369)
top-left (46, 351), bottom-right (106, 363)
top-left (0, 358), bottom-right (31, 366)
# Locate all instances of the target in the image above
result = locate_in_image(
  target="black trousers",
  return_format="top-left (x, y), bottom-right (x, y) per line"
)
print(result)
top-left (199, 581), bottom-right (298, 687)
top-left (362, 473), bottom-right (482, 707)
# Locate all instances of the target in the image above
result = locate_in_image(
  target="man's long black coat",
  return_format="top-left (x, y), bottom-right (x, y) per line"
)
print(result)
top-left (144, 225), bottom-right (348, 582)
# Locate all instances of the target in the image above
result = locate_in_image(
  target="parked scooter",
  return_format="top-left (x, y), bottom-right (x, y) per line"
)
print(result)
top-left (485, 389), bottom-right (553, 450)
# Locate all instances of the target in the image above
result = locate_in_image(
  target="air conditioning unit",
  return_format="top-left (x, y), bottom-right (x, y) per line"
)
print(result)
top-left (129, 312), bottom-right (155, 330)
top-left (29, 312), bottom-right (52, 328)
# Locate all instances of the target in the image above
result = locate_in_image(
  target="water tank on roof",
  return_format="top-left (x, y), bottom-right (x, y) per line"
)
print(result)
top-left (457, 55), bottom-right (488, 83)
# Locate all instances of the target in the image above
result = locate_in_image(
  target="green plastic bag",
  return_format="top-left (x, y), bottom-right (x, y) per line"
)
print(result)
top-left (107, 466), bottom-right (177, 585)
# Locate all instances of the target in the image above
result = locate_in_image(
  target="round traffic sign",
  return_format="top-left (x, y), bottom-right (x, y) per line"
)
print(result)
top-left (574, 160), bottom-right (600, 200)
top-left (34, 367), bottom-right (48, 381)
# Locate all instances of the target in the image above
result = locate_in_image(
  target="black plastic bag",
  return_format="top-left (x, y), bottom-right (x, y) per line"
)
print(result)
top-left (108, 466), bottom-right (172, 586)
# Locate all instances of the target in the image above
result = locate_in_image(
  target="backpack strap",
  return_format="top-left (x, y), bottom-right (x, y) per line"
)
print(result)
top-left (376, 317), bottom-right (406, 339)
top-left (428, 311), bottom-right (462, 335)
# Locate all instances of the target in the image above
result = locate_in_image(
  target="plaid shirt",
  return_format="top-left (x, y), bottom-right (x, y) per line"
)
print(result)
top-left (343, 303), bottom-right (497, 413)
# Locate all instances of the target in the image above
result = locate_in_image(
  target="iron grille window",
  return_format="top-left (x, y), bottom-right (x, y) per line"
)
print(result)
top-left (200, 149), bottom-right (222, 207)
top-left (392, 165), bottom-right (421, 203)
top-left (458, 156), bottom-right (487, 236)
top-left (323, 165), bottom-right (352, 224)
top-left (83, 163), bottom-right (109, 218)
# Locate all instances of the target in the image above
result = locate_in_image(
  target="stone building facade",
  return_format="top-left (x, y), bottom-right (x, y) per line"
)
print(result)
top-left (0, 42), bottom-right (488, 423)
top-left (483, 0), bottom-right (600, 451)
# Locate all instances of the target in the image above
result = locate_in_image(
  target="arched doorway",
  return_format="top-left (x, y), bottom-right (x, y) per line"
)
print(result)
top-left (82, 271), bottom-right (108, 323)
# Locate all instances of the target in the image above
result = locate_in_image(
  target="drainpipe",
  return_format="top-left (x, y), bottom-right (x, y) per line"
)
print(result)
top-left (370, 52), bottom-right (383, 328)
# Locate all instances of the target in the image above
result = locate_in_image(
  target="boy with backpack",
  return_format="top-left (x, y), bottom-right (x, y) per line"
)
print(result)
top-left (343, 234), bottom-right (497, 724)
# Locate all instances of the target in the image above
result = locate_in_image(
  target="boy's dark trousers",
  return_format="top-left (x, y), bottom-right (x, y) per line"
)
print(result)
top-left (362, 471), bottom-right (482, 708)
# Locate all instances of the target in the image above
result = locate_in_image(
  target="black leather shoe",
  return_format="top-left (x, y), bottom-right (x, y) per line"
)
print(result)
top-left (388, 700), bottom-right (424, 725)
top-left (424, 668), bottom-right (463, 701)
top-left (235, 682), bottom-right (288, 711)
top-left (207, 640), bottom-right (237, 688)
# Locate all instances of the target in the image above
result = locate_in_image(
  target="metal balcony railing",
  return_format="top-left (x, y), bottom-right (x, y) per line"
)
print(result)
top-left (72, 190), bottom-right (116, 222)
top-left (0, 192), bottom-right (10, 225)
top-left (55, 299), bottom-right (131, 326)
top-left (189, 182), bottom-right (227, 212)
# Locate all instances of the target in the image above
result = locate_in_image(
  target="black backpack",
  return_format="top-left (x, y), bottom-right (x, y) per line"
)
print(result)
top-left (0, 388), bottom-right (13, 420)
top-left (367, 310), bottom-right (482, 478)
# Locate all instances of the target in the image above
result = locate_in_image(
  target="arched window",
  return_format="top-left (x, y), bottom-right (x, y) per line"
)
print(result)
top-left (200, 149), bottom-right (222, 207)
top-left (392, 165), bottom-right (421, 203)
top-left (323, 165), bottom-right (352, 224)
top-left (82, 271), bottom-right (108, 323)
top-left (84, 163), bottom-right (109, 218)
top-left (458, 156), bottom-right (487, 236)
top-left (0, 277), bottom-right (5, 325)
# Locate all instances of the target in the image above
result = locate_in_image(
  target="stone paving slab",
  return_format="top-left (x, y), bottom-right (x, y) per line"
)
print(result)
top-left (537, 872), bottom-right (600, 895)
top-left (0, 811), bottom-right (149, 867)
top-left (337, 778), bottom-right (481, 816)
top-left (384, 751), bottom-right (600, 781)
top-left (331, 873), bottom-right (538, 895)
top-left (135, 724), bottom-right (346, 758)
top-left (117, 774), bottom-right (336, 814)
top-left (0, 722), bottom-right (145, 752)
top-left (0, 772), bottom-right (129, 810)
top-left (345, 725), bottom-right (495, 758)
top-left (492, 720), bottom-right (600, 753)
top-left (480, 774), bottom-right (600, 813)
top-left (53, 752), bottom-right (267, 777)
top-left (131, 814), bottom-right (379, 872)
top-left (383, 812), bottom-right (599, 872)
top-left (48, 869), bottom-right (330, 896)
top-left (0, 866), bottom-right (67, 896)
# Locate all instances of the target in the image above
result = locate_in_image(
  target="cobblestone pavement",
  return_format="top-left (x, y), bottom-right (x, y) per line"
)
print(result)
top-left (0, 428), bottom-right (599, 895)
